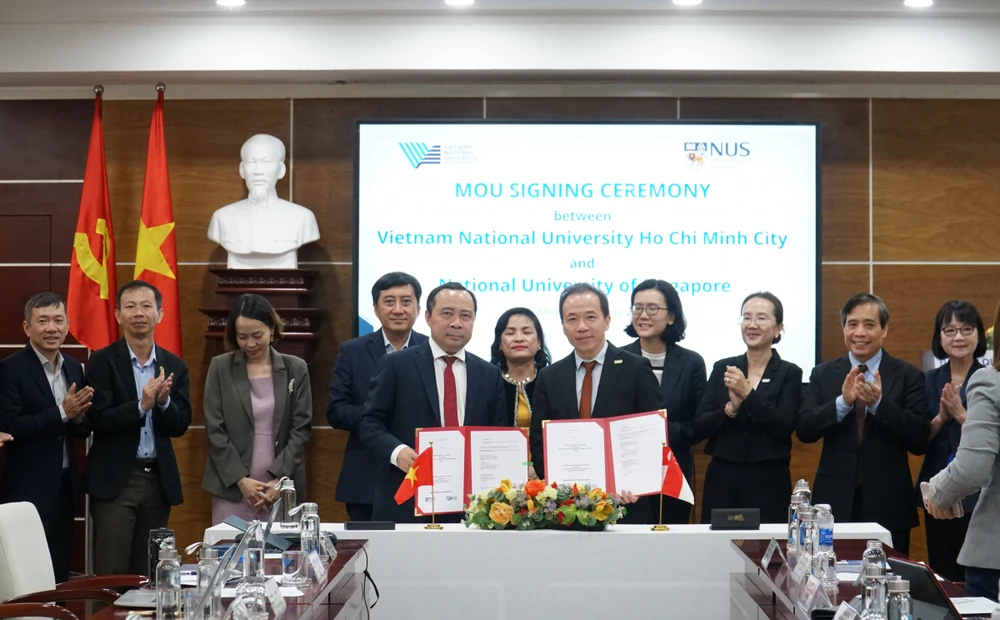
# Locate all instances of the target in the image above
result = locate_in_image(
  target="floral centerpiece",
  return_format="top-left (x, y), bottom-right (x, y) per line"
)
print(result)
top-left (464, 479), bottom-right (627, 530)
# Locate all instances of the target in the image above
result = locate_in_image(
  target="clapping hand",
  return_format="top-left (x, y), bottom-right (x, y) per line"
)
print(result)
top-left (855, 371), bottom-right (882, 408)
top-left (140, 368), bottom-right (174, 412)
top-left (941, 383), bottom-right (967, 424)
top-left (723, 366), bottom-right (751, 406)
top-left (62, 383), bottom-right (94, 420)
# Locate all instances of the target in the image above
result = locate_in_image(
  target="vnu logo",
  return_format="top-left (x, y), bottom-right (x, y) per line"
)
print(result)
top-left (399, 142), bottom-right (441, 169)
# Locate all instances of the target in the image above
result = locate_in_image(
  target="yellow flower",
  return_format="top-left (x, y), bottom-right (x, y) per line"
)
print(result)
top-left (541, 486), bottom-right (557, 501)
top-left (504, 488), bottom-right (518, 501)
top-left (588, 487), bottom-right (607, 501)
top-left (489, 502), bottom-right (514, 526)
top-left (591, 500), bottom-right (614, 522)
top-left (498, 479), bottom-right (513, 493)
top-left (527, 499), bottom-right (537, 514)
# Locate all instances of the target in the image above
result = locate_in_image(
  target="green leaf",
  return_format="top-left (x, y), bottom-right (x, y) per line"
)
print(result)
top-left (511, 512), bottom-right (523, 526)
top-left (471, 512), bottom-right (491, 527)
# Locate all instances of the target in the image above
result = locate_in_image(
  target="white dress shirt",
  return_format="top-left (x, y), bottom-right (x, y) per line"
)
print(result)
top-left (382, 330), bottom-right (412, 354)
top-left (574, 340), bottom-right (609, 412)
top-left (388, 338), bottom-right (468, 466)
top-left (31, 344), bottom-right (70, 468)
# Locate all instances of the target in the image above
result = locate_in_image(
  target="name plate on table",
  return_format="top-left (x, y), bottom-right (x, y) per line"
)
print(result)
top-left (709, 508), bottom-right (760, 530)
top-left (344, 521), bottom-right (396, 531)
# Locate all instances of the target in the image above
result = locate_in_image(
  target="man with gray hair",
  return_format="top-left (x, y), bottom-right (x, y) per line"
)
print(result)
top-left (0, 292), bottom-right (92, 581)
top-left (797, 292), bottom-right (930, 555)
top-left (207, 133), bottom-right (320, 269)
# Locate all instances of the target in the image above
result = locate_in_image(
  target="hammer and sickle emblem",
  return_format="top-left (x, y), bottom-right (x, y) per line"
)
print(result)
top-left (73, 218), bottom-right (111, 300)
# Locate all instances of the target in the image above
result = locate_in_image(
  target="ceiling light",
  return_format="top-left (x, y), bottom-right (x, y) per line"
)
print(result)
top-left (445, 0), bottom-right (475, 6)
top-left (217, 0), bottom-right (246, 7)
top-left (903, 0), bottom-right (933, 7)
top-left (673, 0), bottom-right (703, 5)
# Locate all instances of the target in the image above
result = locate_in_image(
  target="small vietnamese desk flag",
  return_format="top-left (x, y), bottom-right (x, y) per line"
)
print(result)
top-left (134, 87), bottom-right (182, 356)
top-left (662, 445), bottom-right (694, 505)
top-left (395, 447), bottom-right (434, 505)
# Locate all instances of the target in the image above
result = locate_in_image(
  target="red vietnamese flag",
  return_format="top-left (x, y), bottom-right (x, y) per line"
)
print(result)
top-left (68, 91), bottom-right (118, 350)
top-left (662, 446), bottom-right (694, 504)
top-left (394, 447), bottom-right (434, 505)
top-left (134, 89), bottom-right (182, 356)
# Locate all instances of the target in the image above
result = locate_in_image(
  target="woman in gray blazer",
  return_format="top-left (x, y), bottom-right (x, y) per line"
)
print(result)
top-left (202, 294), bottom-right (313, 523)
top-left (928, 305), bottom-right (1000, 601)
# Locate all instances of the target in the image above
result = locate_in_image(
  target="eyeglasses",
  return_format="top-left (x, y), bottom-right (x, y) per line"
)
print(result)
top-left (941, 326), bottom-right (976, 338)
top-left (631, 305), bottom-right (667, 316)
top-left (741, 315), bottom-right (774, 325)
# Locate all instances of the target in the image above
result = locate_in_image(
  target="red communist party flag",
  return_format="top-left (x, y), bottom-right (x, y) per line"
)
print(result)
top-left (68, 89), bottom-right (118, 350)
top-left (134, 88), bottom-right (182, 356)
top-left (395, 447), bottom-right (435, 505)
top-left (662, 445), bottom-right (694, 504)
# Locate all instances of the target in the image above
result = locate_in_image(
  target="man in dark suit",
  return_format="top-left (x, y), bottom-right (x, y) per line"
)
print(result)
top-left (529, 283), bottom-right (662, 522)
top-left (797, 293), bottom-right (930, 555)
top-left (84, 280), bottom-right (191, 576)
top-left (328, 272), bottom-right (428, 521)
top-left (357, 282), bottom-right (506, 523)
top-left (0, 292), bottom-right (93, 582)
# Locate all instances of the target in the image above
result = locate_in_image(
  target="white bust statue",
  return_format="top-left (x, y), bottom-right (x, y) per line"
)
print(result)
top-left (208, 134), bottom-right (320, 269)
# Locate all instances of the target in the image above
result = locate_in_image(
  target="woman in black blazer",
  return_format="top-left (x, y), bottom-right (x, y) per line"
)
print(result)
top-left (622, 279), bottom-right (706, 524)
top-left (694, 291), bottom-right (802, 524)
top-left (916, 300), bottom-right (986, 582)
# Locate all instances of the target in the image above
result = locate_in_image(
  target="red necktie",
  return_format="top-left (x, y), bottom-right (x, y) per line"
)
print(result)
top-left (855, 363), bottom-right (868, 443)
top-left (443, 356), bottom-right (459, 427)
top-left (579, 360), bottom-right (598, 419)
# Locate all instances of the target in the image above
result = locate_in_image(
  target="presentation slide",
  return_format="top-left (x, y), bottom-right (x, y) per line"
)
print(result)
top-left (356, 122), bottom-right (819, 375)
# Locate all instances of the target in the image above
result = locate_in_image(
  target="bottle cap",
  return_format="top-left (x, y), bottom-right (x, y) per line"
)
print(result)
top-left (199, 546), bottom-right (219, 560)
top-left (815, 503), bottom-right (831, 511)
top-left (887, 577), bottom-right (909, 593)
top-left (794, 479), bottom-right (810, 490)
top-left (799, 506), bottom-right (817, 521)
top-left (300, 502), bottom-right (319, 514)
top-left (159, 547), bottom-right (179, 561)
top-left (867, 539), bottom-right (884, 549)
top-left (864, 563), bottom-right (885, 578)
top-left (790, 495), bottom-right (803, 504)
top-left (278, 477), bottom-right (295, 491)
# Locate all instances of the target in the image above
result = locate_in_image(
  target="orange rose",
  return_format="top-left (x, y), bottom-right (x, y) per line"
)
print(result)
top-left (524, 479), bottom-right (547, 498)
top-left (489, 502), bottom-right (514, 526)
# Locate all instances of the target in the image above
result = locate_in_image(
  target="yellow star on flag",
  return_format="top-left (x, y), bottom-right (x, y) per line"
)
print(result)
top-left (134, 219), bottom-right (176, 279)
top-left (404, 464), bottom-right (420, 487)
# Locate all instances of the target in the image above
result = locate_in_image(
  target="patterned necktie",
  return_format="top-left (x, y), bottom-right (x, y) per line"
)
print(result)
top-left (854, 363), bottom-right (868, 443)
top-left (443, 356), bottom-right (459, 427)
top-left (579, 360), bottom-right (598, 419)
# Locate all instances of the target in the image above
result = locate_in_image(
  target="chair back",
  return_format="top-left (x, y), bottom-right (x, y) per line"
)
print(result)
top-left (0, 503), bottom-right (56, 601)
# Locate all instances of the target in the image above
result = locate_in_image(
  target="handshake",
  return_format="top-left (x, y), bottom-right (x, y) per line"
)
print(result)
top-left (920, 481), bottom-right (964, 520)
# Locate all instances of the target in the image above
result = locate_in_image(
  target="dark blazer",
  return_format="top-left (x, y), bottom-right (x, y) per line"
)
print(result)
top-left (356, 341), bottom-right (506, 523)
top-left (529, 341), bottom-right (662, 481)
top-left (83, 339), bottom-right (192, 506)
top-left (621, 341), bottom-right (706, 482)
top-left (0, 345), bottom-right (88, 517)
top-left (202, 349), bottom-right (313, 503)
top-left (693, 350), bottom-right (803, 463)
top-left (327, 329), bottom-right (428, 505)
top-left (796, 351), bottom-right (930, 531)
top-left (917, 360), bottom-right (983, 513)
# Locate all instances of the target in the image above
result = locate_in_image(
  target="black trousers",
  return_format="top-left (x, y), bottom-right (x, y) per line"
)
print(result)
top-left (39, 470), bottom-right (75, 583)
top-left (346, 503), bottom-right (374, 522)
top-left (925, 509), bottom-right (971, 582)
top-left (700, 457), bottom-right (790, 524)
top-left (850, 486), bottom-right (911, 557)
top-left (91, 465), bottom-right (171, 576)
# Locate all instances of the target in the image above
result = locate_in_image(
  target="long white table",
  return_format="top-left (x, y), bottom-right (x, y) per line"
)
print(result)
top-left (205, 522), bottom-right (891, 620)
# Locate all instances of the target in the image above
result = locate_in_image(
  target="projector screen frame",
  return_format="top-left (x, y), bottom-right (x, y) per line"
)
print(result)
top-left (352, 118), bottom-right (822, 372)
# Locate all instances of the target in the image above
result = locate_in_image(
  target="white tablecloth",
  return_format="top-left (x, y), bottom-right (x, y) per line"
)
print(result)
top-left (204, 522), bottom-right (891, 620)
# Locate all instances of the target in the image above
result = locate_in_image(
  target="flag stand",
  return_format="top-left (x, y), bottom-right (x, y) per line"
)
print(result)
top-left (425, 441), bottom-right (443, 530)
top-left (652, 442), bottom-right (670, 531)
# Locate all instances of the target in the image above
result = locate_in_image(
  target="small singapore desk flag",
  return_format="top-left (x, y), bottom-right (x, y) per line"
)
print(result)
top-left (662, 445), bottom-right (694, 504)
top-left (394, 446), bottom-right (434, 505)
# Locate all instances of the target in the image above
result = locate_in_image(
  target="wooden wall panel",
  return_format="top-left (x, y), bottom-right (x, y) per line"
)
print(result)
top-left (680, 99), bottom-right (870, 263)
top-left (104, 99), bottom-right (292, 264)
top-left (292, 98), bottom-right (483, 263)
top-left (0, 215), bottom-right (50, 263)
top-left (485, 97), bottom-right (678, 120)
top-left (308, 428), bottom-right (349, 524)
top-left (0, 183), bottom-right (84, 263)
top-left (0, 100), bottom-right (91, 180)
top-left (873, 100), bottom-right (1000, 262)
top-left (168, 431), bottom-right (211, 553)
top-left (821, 265), bottom-right (869, 362)
top-left (0, 266), bottom-right (50, 342)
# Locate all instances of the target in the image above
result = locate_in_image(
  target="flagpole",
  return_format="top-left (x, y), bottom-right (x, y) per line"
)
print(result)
top-left (652, 442), bottom-right (669, 532)
top-left (425, 441), bottom-right (442, 530)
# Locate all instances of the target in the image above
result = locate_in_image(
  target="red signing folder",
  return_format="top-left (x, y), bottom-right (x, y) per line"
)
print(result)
top-left (541, 410), bottom-right (667, 497)
top-left (414, 426), bottom-right (529, 516)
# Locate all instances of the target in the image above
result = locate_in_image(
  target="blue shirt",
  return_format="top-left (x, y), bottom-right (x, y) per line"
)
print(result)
top-left (835, 349), bottom-right (884, 422)
top-left (382, 331), bottom-right (412, 355)
top-left (129, 343), bottom-right (170, 459)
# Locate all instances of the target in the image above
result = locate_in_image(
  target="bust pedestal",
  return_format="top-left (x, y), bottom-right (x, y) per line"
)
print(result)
top-left (201, 269), bottom-right (322, 361)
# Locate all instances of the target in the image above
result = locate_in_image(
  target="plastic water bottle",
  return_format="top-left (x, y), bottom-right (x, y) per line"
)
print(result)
top-left (799, 507), bottom-right (819, 562)
top-left (863, 540), bottom-right (888, 574)
top-left (197, 546), bottom-right (222, 620)
top-left (861, 563), bottom-right (888, 619)
top-left (788, 494), bottom-right (805, 554)
top-left (278, 477), bottom-right (298, 528)
top-left (299, 502), bottom-right (321, 556)
top-left (794, 479), bottom-right (812, 505)
top-left (155, 540), bottom-right (181, 620)
top-left (235, 523), bottom-right (268, 620)
top-left (886, 577), bottom-right (912, 620)
top-left (813, 503), bottom-right (838, 587)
